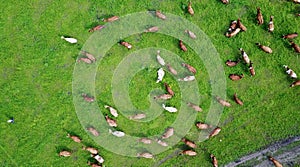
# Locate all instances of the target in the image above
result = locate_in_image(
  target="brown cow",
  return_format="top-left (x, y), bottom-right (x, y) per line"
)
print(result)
top-left (187, 1), bottom-right (194, 16)
top-left (181, 150), bottom-right (197, 156)
top-left (138, 138), bottom-right (152, 144)
top-left (105, 115), bottom-right (117, 127)
top-left (216, 96), bottom-right (231, 107)
top-left (162, 127), bottom-right (174, 139)
top-left (209, 127), bottom-right (221, 138)
top-left (67, 133), bottom-right (81, 143)
top-left (82, 94), bottom-right (95, 102)
top-left (229, 74), bottom-right (244, 81)
top-left (282, 33), bottom-right (298, 39)
top-left (103, 16), bottom-right (119, 22)
top-left (290, 80), bottom-right (300, 87)
top-left (83, 146), bottom-right (98, 154)
top-left (129, 113), bottom-right (146, 120)
top-left (59, 151), bottom-right (71, 157)
top-left (269, 156), bottom-right (283, 167)
top-left (233, 93), bottom-right (244, 106)
top-left (179, 40), bottom-right (187, 51)
top-left (137, 152), bottom-right (154, 158)
top-left (237, 18), bottom-right (247, 31)
top-left (81, 51), bottom-right (96, 62)
top-left (256, 43), bottom-right (272, 53)
top-left (154, 94), bottom-right (173, 100)
top-left (182, 138), bottom-right (197, 148)
top-left (182, 63), bottom-right (196, 74)
top-left (164, 83), bottom-right (174, 96)
top-left (228, 20), bottom-right (237, 32)
top-left (167, 64), bottom-right (178, 75)
top-left (225, 59), bottom-right (240, 67)
top-left (185, 30), bottom-right (197, 39)
top-left (155, 10), bottom-right (166, 20)
top-left (87, 127), bottom-right (99, 136)
top-left (196, 122), bottom-right (211, 130)
top-left (187, 102), bottom-right (203, 112)
top-left (77, 57), bottom-right (92, 64)
top-left (89, 25), bottom-right (105, 32)
top-left (257, 7), bottom-right (264, 25)
top-left (211, 154), bottom-right (218, 167)
top-left (145, 26), bottom-right (159, 33)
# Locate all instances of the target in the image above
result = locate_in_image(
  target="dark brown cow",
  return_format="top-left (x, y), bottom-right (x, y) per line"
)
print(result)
top-left (237, 18), bottom-right (247, 31)
top-left (289, 41), bottom-right (300, 53)
top-left (249, 61), bottom-right (255, 77)
top-left (182, 138), bottom-right (197, 148)
top-left (290, 80), bottom-right (300, 87)
top-left (164, 83), bottom-right (174, 96)
top-left (210, 154), bottom-right (218, 167)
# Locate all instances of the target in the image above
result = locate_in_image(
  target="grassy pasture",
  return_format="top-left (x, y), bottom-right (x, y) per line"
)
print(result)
top-left (0, 0), bottom-right (300, 166)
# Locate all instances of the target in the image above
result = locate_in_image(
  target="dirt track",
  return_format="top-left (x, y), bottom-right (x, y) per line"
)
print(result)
top-left (224, 136), bottom-right (300, 167)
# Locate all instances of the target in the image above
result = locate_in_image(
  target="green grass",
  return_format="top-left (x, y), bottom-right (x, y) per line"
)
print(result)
top-left (1, 0), bottom-right (300, 166)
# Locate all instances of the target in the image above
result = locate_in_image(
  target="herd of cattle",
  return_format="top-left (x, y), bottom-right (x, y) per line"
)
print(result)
top-left (58, 0), bottom-right (300, 166)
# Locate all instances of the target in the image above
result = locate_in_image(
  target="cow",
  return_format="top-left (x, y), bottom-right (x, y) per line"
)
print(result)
top-left (164, 83), bottom-right (175, 96)
top-left (156, 50), bottom-right (166, 66)
top-left (145, 26), bottom-right (159, 33)
top-left (88, 25), bottom-right (105, 32)
top-left (216, 96), bottom-right (231, 107)
top-left (67, 133), bottom-right (82, 143)
top-left (209, 127), bottom-right (221, 138)
top-left (240, 48), bottom-right (250, 64)
top-left (91, 154), bottom-right (104, 164)
top-left (182, 63), bottom-right (197, 74)
top-left (178, 76), bottom-right (195, 81)
top-left (104, 105), bottom-right (118, 117)
top-left (138, 138), bottom-right (152, 144)
top-left (103, 16), bottom-right (119, 22)
top-left (187, 1), bottom-right (194, 16)
top-left (161, 127), bottom-right (174, 139)
top-left (187, 102), bottom-right (203, 112)
top-left (268, 16), bottom-right (274, 32)
top-left (105, 115), bottom-right (117, 127)
top-left (257, 7), bottom-right (264, 25)
top-left (59, 151), bottom-right (71, 157)
top-left (237, 18), bottom-right (247, 31)
top-left (162, 104), bottom-right (178, 113)
top-left (225, 28), bottom-right (241, 38)
top-left (120, 41), bottom-right (132, 49)
top-left (234, 93), bottom-right (244, 106)
top-left (82, 146), bottom-right (98, 154)
top-left (229, 74), bottom-right (244, 81)
top-left (249, 61), bottom-right (255, 77)
top-left (211, 154), bottom-right (218, 167)
top-left (185, 30), bottom-right (197, 39)
top-left (61, 36), bottom-right (77, 44)
top-left (155, 10), bottom-right (166, 20)
top-left (225, 59), bottom-right (240, 67)
top-left (283, 65), bottom-right (297, 78)
top-left (137, 152), bottom-right (154, 158)
top-left (181, 150), bottom-right (197, 156)
top-left (179, 40), bottom-right (188, 51)
top-left (167, 64), bottom-right (178, 75)
top-left (82, 94), bottom-right (95, 102)
top-left (256, 43), bottom-right (272, 53)
top-left (196, 122), bottom-right (211, 130)
top-left (129, 113), bottom-right (146, 120)
top-left (290, 80), bottom-right (300, 87)
top-left (156, 68), bottom-right (165, 83)
top-left (87, 127), bottom-right (100, 136)
top-left (269, 156), bottom-right (283, 167)
top-left (154, 94), bottom-right (173, 100)
top-left (289, 41), bottom-right (300, 53)
top-left (182, 138), bottom-right (197, 148)
top-left (282, 33), bottom-right (298, 39)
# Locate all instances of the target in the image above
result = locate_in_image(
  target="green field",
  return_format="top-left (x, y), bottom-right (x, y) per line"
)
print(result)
top-left (1, 0), bottom-right (300, 166)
